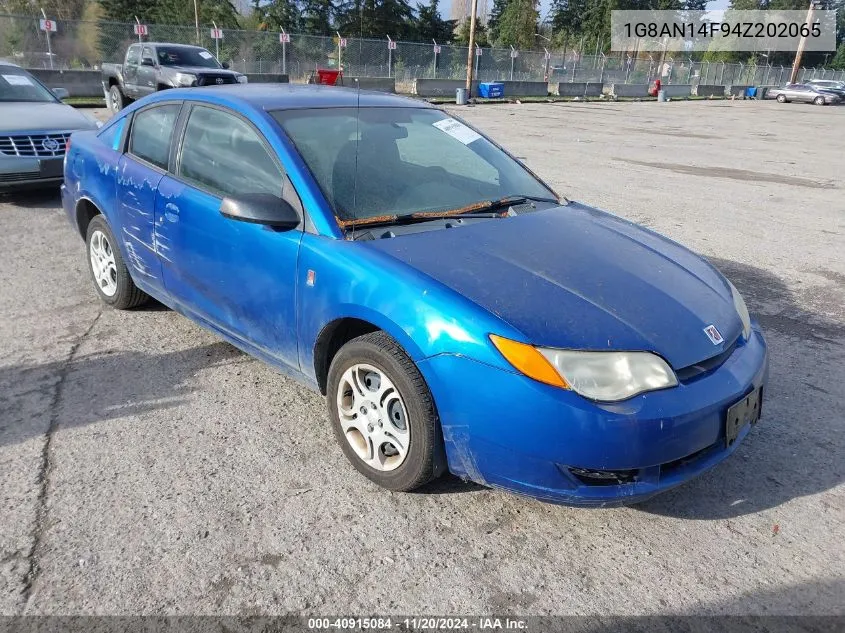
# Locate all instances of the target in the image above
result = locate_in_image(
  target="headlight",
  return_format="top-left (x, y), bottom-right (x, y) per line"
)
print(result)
top-left (174, 73), bottom-right (197, 87)
top-left (236, 75), bottom-right (248, 84)
top-left (489, 335), bottom-right (678, 402)
top-left (727, 279), bottom-right (752, 340)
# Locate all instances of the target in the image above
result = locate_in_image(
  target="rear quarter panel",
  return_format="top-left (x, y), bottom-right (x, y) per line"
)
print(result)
top-left (64, 127), bottom-right (122, 237)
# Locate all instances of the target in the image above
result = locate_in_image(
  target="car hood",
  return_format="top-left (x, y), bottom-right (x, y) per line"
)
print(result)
top-left (367, 203), bottom-right (743, 370)
top-left (161, 65), bottom-right (239, 75)
top-left (1, 102), bottom-right (98, 133)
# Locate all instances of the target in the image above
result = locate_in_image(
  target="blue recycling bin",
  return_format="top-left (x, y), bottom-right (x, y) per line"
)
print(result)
top-left (479, 82), bottom-right (504, 98)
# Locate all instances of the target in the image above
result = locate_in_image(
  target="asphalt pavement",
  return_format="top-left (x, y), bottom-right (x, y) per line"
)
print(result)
top-left (0, 99), bottom-right (843, 616)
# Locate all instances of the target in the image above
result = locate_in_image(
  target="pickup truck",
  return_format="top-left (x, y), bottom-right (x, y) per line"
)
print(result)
top-left (102, 42), bottom-right (247, 112)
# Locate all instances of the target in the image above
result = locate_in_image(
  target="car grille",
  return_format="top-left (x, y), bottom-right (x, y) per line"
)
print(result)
top-left (675, 338), bottom-right (739, 383)
top-left (0, 133), bottom-right (70, 158)
top-left (0, 172), bottom-right (41, 183)
top-left (196, 74), bottom-right (237, 86)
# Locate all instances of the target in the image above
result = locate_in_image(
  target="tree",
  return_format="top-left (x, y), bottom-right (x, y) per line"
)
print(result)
top-left (496, 0), bottom-right (538, 49)
top-left (486, 0), bottom-right (508, 43)
top-left (413, 0), bottom-right (454, 42)
top-left (252, 0), bottom-right (302, 32)
top-left (454, 17), bottom-right (488, 46)
top-left (152, 0), bottom-right (240, 28)
top-left (830, 41), bottom-right (845, 69)
top-left (334, 0), bottom-right (416, 39)
top-left (301, 0), bottom-right (335, 34)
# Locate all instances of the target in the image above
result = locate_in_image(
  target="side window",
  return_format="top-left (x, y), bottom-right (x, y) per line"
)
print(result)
top-left (128, 104), bottom-right (181, 170)
top-left (141, 46), bottom-right (154, 63)
top-left (178, 106), bottom-right (283, 199)
top-left (126, 45), bottom-right (140, 66)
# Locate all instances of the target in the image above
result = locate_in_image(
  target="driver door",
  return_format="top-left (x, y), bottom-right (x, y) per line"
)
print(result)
top-left (154, 104), bottom-right (304, 370)
top-left (135, 45), bottom-right (158, 97)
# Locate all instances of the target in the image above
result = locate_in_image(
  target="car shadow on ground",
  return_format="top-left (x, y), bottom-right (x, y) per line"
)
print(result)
top-left (0, 188), bottom-right (62, 210)
top-left (0, 341), bottom-right (248, 449)
top-left (638, 257), bottom-right (844, 520)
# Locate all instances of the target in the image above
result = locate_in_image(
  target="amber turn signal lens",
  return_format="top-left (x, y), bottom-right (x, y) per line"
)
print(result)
top-left (489, 334), bottom-right (570, 389)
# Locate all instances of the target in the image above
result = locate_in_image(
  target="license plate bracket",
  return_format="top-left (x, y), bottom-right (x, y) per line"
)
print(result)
top-left (725, 386), bottom-right (762, 447)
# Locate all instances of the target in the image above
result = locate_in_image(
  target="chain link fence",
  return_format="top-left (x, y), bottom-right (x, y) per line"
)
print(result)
top-left (2, 13), bottom-right (844, 87)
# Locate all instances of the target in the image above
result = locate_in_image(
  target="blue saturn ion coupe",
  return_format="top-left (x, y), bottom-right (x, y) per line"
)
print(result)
top-left (61, 85), bottom-right (768, 506)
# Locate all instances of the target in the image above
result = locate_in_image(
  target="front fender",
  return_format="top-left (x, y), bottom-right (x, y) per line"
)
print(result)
top-left (296, 234), bottom-right (524, 382)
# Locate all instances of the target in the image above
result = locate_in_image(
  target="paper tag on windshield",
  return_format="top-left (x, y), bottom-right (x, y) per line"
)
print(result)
top-left (433, 118), bottom-right (481, 145)
top-left (3, 74), bottom-right (33, 86)
top-left (199, 51), bottom-right (213, 59)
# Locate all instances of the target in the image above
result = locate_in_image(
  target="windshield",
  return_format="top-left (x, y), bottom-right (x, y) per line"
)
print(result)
top-left (156, 46), bottom-right (221, 68)
top-left (0, 67), bottom-right (57, 103)
top-left (272, 107), bottom-right (557, 223)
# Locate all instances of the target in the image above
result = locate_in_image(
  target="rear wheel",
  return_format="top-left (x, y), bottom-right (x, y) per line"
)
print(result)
top-left (776, 94), bottom-right (787, 103)
top-left (86, 215), bottom-right (149, 309)
top-left (108, 85), bottom-right (125, 113)
top-left (327, 331), bottom-right (446, 491)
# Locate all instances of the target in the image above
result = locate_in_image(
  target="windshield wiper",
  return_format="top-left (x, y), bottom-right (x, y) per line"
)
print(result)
top-left (340, 194), bottom-right (563, 233)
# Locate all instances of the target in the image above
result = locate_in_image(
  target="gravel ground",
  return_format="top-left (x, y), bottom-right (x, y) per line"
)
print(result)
top-left (0, 99), bottom-right (843, 617)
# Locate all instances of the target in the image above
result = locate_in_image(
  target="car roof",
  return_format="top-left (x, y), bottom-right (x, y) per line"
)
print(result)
top-left (0, 59), bottom-right (22, 68)
top-left (156, 83), bottom-right (435, 111)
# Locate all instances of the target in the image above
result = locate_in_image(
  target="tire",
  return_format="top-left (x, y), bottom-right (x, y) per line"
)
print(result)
top-left (108, 85), bottom-right (125, 113)
top-left (85, 215), bottom-right (149, 309)
top-left (814, 96), bottom-right (825, 106)
top-left (327, 331), bottom-right (446, 492)
top-left (776, 94), bottom-right (787, 103)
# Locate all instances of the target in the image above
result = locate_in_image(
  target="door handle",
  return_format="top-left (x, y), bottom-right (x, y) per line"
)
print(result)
top-left (164, 202), bottom-right (180, 223)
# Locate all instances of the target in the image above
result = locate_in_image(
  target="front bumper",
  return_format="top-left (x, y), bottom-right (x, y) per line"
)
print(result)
top-left (0, 155), bottom-right (64, 192)
top-left (417, 324), bottom-right (768, 507)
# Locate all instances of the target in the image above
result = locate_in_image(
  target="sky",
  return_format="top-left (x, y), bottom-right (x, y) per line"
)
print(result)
top-left (435, 0), bottom-right (732, 22)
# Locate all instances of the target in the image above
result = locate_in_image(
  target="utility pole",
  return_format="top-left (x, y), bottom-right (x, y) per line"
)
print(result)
top-left (790, 0), bottom-right (819, 83)
top-left (465, 0), bottom-right (479, 98)
top-left (193, 0), bottom-right (200, 44)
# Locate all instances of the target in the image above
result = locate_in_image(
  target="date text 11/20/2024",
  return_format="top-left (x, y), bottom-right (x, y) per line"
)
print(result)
top-left (307, 617), bottom-right (529, 630)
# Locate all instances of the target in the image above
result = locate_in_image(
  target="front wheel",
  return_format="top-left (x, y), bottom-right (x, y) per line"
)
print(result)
top-left (327, 331), bottom-right (446, 491)
top-left (86, 215), bottom-right (149, 309)
top-left (813, 96), bottom-right (826, 106)
top-left (776, 94), bottom-right (787, 103)
top-left (108, 85), bottom-right (125, 113)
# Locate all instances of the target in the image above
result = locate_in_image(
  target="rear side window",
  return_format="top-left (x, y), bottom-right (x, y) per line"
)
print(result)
top-left (128, 104), bottom-right (180, 170)
top-left (178, 105), bottom-right (283, 199)
top-left (98, 117), bottom-right (126, 150)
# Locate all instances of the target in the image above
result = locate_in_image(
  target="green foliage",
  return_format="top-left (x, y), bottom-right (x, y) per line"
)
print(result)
top-left (253, 0), bottom-right (302, 32)
top-left (486, 0), bottom-right (508, 43)
top-left (413, 0), bottom-right (455, 42)
top-left (829, 41), bottom-right (845, 68)
top-left (334, 0), bottom-right (416, 38)
top-left (496, 0), bottom-right (538, 49)
top-left (454, 17), bottom-right (488, 46)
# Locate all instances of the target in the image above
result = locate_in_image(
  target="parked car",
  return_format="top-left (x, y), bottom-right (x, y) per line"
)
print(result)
top-left (767, 83), bottom-right (841, 105)
top-left (805, 79), bottom-right (845, 99)
top-left (101, 42), bottom-right (247, 113)
top-left (61, 85), bottom-right (768, 506)
top-left (0, 60), bottom-right (100, 192)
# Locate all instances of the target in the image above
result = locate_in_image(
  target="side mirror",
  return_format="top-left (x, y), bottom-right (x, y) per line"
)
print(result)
top-left (51, 87), bottom-right (69, 100)
top-left (219, 194), bottom-right (300, 229)
top-left (221, 61), bottom-right (230, 69)
top-left (141, 57), bottom-right (155, 67)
